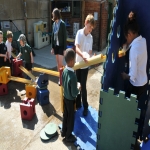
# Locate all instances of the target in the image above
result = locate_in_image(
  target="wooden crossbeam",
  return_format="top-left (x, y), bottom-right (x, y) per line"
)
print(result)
top-left (32, 67), bottom-right (59, 77)
top-left (73, 54), bottom-right (106, 70)
top-left (19, 66), bottom-right (36, 81)
top-left (9, 76), bottom-right (35, 84)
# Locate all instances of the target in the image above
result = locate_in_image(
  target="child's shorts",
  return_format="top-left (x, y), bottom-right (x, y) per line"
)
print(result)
top-left (25, 63), bottom-right (32, 71)
top-left (54, 45), bottom-right (64, 56)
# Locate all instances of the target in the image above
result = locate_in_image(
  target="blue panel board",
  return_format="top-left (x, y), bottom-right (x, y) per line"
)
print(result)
top-left (103, 0), bottom-right (150, 139)
top-left (59, 106), bottom-right (98, 150)
top-left (140, 135), bottom-right (150, 150)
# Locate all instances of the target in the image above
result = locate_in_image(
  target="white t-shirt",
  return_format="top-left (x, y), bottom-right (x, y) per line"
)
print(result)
top-left (75, 28), bottom-right (93, 69)
top-left (128, 35), bottom-right (147, 86)
top-left (5, 40), bottom-right (12, 59)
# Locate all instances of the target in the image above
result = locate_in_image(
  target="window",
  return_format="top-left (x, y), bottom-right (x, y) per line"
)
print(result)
top-left (72, 1), bottom-right (81, 18)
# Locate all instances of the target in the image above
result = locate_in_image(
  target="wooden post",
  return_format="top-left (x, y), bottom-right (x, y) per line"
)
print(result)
top-left (23, 0), bottom-right (28, 39)
top-left (49, 0), bottom-right (52, 32)
top-left (82, 0), bottom-right (85, 28)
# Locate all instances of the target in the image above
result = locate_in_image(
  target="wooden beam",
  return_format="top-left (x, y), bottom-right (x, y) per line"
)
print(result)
top-left (82, 1), bottom-right (85, 28)
top-left (32, 67), bottom-right (59, 77)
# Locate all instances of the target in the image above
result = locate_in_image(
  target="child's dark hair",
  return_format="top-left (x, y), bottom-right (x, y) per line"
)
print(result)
top-left (124, 11), bottom-right (139, 36)
top-left (7, 30), bottom-right (13, 38)
top-left (52, 8), bottom-right (61, 21)
top-left (64, 48), bottom-right (75, 64)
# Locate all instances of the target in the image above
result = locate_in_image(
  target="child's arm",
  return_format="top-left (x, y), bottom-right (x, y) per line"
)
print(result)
top-left (76, 44), bottom-right (88, 62)
top-left (70, 76), bottom-right (79, 98)
top-left (30, 52), bottom-right (34, 63)
top-left (88, 38), bottom-right (93, 57)
top-left (6, 51), bottom-right (11, 62)
top-left (0, 53), bottom-right (6, 57)
top-left (16, 52), bottom-right (22, 59)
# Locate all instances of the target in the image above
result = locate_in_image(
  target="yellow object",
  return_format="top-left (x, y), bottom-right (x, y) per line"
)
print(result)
top-left (35, 25), bottom-right (38, 32)
top-left (32, 67), bottom-right (59, 77)
top-left (40, 24), bottom-right (44, 32)
top-left (118, 50), bottom-right (126, 58)
top-left (19, 66), bottom-right (36, 81)
top-left (25, 84), bottom-right (37, 98)
top-left (67, 38), bottom-right (75, 43)
top-left (73, 54), bottom-right (106, 70)
top-left (0, 67), bottom-right (11, 84)
top-left (0, 67), bottom-right (11, 77)
top-left (9, 76), bottom-right (34, 84)
top-left (60, 86), bottom-right (64, 113)
top-left (0, 70), bottom-right (9, 84)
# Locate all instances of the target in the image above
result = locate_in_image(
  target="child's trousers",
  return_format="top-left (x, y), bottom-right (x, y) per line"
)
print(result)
top-left (76, 68), bottom-right (89, 110)
top-left (62, 98), bottom-right (75, 138)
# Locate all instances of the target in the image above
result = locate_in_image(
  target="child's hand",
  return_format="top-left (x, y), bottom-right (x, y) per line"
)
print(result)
top-left (4, 55), bottom-right (7, 62)
top-left (123, 44), bottom-right (127, 51)
top-left (51, 48), bottom-right (54, 55)
top-left (77, 82), bottom-right (81, 91)
top-left (121, 72), bottom-right (130, 80)
top-left (31, 59), bottom-right (34, 63)
top-left (83, 56), bottom-right (88, 63)
top-left (4, 57), bottom-right (7, 62)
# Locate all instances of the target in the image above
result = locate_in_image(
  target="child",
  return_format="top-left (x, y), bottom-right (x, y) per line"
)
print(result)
top-left (51, 8), bottom-right (67, 85)
top-left (5, 30), bottom-right (13, 68)
top-left (0, 31), bottom-right (7, 67)
top-left (75, 14), bottom-right (95, 116)
top-left (121, 13), bottom-right (147, 140)
top-left (16, 34), bottom-right (33, 73)
top-left (62, 48), bottom-right (81, 142)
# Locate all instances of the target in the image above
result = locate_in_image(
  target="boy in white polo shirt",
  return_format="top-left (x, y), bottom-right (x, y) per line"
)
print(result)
top-left (5, 30), bottom-right (13, 68)
top-left (75, 14), bottom-right (95, 116)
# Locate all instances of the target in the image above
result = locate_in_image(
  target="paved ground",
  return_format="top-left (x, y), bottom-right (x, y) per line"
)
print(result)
top-left (0, 45), bottom-right (104, 150)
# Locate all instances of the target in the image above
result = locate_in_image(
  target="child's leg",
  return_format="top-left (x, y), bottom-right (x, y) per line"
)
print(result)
top-left (62, 98), bottom-right (68, 136)
top-left (80, 68), bottom-right (89, 110)
top-left (76, 69), bottom-right (82, 108)
top-left (65, 99), bottom-right (75, 139)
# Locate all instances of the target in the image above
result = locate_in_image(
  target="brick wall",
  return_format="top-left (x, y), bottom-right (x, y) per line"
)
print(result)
top-left (85, 1), bottom-right (100, 51)
top-left (100, 2), bottom-right (108, 50)
top-left (85, 1), bottom-right (108, 51)
top-left (61, 13), bottom-right (82, 38)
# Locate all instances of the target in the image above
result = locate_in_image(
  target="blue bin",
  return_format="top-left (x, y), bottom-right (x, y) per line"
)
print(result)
top-left (37, 88), bottom-right (49, 106)
top-left (37, 74), bottom-right (48, 88)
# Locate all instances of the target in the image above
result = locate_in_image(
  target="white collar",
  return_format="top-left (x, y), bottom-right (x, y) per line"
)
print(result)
top-left (129, 35), bottom-right (142, 47)
top-left (66, 65), bottom-right (74, 72)
top-left (82, 28), bottom-right (91, 37)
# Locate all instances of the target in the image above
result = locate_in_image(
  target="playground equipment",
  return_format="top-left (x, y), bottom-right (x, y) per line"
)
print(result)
top-left (34, 21), bottom-right (50, 49)
top-left (20, 97), bottom-right (35, 120)
top-left (36, 74), bottom-right (50, 106)
top-left (12, 59), bottom-right (23, 77)
top-left (40, 122), bottom-right (58, 142)
top-left (97, 0), bottom-right (150, 149)
top-left (0, 83), bottom-right (8, 96)
top-left (32, 53), bottom-right (107, 112)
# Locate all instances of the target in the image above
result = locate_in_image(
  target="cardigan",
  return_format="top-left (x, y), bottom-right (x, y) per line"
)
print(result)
top-left (51, 20), bottom-right (67, 50)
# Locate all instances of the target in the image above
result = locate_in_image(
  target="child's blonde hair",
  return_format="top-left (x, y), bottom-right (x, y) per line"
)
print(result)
top-left (7, 30), bottom-right (13, 38)
top-left (0, 31), bottom-right (3, 35)
top-left (85, 14), bottom-right (96, 28)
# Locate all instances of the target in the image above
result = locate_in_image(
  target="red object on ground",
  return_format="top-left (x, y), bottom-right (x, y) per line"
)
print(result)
top-left (0, 83), bottom-right (8, 96)
top-left (12, 59), bottom-right (23, 77)
top-left (20, 98), bottom-right (35, 120)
